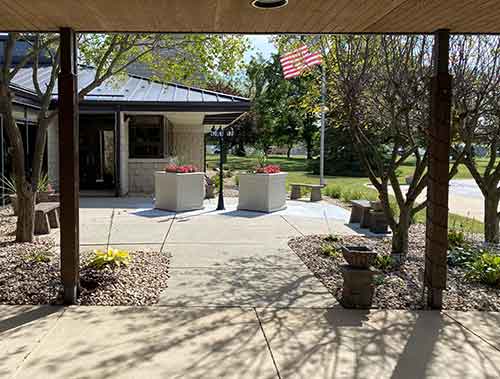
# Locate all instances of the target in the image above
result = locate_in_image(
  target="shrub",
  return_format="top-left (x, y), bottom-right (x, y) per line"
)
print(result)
top-left (325, 185), bottom-right (342, 199)
top-left (324, 234), bottom-right (341, 243)
top-left (447, 247), bottom-right (480, 268)
top-left (374, 255), bottom-right (394, 270)
top-left (234, 175), bottom-right (239, 187)
top-left (321, 244), bottom-right (340, 258)
top-left (448, 229), bottom-right (467, 249)
top-left (466, 251), bottom-right (500, 286)
top-left (89, 248), bottom-right (131, 270)
top-left (26, 248), bottom-right (53, 263)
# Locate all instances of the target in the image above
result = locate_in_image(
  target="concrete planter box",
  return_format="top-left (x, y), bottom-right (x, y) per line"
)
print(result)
top-left (238, 172), bottom-right (287, 213)
top-left (154, 171), bottom-right (204, 212)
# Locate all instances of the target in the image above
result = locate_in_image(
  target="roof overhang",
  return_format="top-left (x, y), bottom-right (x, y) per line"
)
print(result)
top-left (0, 1), bottom-right (499, 34)
top-left (76, 100), bottom-right (251, 113)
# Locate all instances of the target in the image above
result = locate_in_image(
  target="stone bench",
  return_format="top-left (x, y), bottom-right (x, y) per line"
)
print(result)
top-left (290, 183), bottom-right (323, 202)
top-left (349, 200), bottom-right (390, 233)
top-left (349, 200), bottom-right (372, 227)
top-left (35, 202), bottom-right (60, 235)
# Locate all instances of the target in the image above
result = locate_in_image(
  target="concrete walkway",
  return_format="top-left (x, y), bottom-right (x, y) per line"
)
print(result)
top-left (3, 197), bottom-right (500, 377)
top-left (2, 305), bottom-right (500, 378)
top-left (72, 197), bottom-right (366, 308)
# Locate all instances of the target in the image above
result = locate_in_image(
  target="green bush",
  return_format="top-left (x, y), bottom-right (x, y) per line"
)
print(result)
top-left (324, 234), bottom-right (341, 243)
top-left (466, 251), bottom-right (500, 286)
top-left (321, 244), bottom-right (340, 258)
top-left (373, 254), bottom-right (394, 270)
top-left (447, 247), bottom-right (480, 268)
top-left (325, 185), bottom-right (342, 199)
top-left (26, 249), bottom-right (53, 263)
top-left (448, 229), bottom-right (467, 249)
top-left (89, 248), bottom-right (131, 270)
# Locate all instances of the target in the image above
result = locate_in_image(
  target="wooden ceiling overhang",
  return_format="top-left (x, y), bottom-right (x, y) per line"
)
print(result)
top-left (0, 0), bottom-right (498, 34)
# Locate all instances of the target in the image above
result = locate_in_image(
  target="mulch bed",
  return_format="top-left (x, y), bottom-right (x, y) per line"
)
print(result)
top-left (0, 207), bottom-right (170, 306)
top-left (288, 224), bottom-right (500, 311)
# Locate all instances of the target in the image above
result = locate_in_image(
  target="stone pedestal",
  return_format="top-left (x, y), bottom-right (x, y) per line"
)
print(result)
top-left (341, 265), bottom-right (378, 309)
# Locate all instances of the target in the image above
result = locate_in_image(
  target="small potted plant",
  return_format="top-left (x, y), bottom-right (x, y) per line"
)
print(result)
top-left (238, 159), bottom-right (287, 213)
top-left (154, 163), bottom-right (204, 211)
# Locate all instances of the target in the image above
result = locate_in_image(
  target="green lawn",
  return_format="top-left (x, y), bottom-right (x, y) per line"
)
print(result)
top-left (207, 153), bottom-right (485, 233)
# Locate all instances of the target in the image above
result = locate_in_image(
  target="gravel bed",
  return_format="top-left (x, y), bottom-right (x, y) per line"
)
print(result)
top-left (288, 224), bottom-right (500, 311)
top-left (0, 207), bottom-right (170, 305)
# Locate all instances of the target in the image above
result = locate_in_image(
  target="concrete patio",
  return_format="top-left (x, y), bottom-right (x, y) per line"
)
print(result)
top-left (2, 197), bottom-right (500, 378)
top-left (71, 196), bottom-right (362, 308)
top-left (2, 305), bottom-right (500, 378)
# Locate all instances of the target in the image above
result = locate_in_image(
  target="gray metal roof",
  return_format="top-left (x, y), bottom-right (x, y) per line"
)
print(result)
top-left (11, 66), bottom-right (250, 104)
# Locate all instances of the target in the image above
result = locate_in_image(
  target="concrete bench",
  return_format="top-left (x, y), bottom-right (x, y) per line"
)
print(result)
top-left (290, 183), bottom-right (323, 202)
top-left (349, 200), bottom-right (372, 227)
top-left (35, 202), bottom-right (60, 235)
top-left (368, 210), bottom-right (389, 234)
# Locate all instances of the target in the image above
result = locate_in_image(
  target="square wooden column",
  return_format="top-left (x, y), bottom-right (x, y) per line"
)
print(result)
top-left (58, 27), bottom-right (80, 304)
top-left (424, 29), bottom-right (452, 309)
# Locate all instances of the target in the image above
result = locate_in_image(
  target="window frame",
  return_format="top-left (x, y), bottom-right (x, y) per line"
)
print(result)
top-left (128, 115), bottom-right (165, 159)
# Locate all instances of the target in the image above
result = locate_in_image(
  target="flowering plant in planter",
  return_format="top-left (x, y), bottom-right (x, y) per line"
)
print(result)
top-left (255, 164), bottom-right (281, 174)
top-left (165, 164), bottom-right (198, 173)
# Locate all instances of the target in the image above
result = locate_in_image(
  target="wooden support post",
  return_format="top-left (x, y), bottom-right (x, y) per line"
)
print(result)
top-left (424, 29), bottom-right (452, 309)
top-left (58, 28), bottom-right (80, 304)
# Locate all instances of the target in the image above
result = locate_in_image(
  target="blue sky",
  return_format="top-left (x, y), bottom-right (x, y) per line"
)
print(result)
top-left (245, 35), bottom-right (276, 62)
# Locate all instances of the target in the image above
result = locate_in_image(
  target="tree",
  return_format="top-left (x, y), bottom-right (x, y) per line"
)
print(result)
top-left (301, 113), bottom-right (318, 160)
top-left (450, 35), bottom-right (500, 243)
top-left (246, 54), bottom-right (318, 158)
top-left (1, 32), bottom-right (248, 242)
top-left (322, 35), bottom-right (436, 261)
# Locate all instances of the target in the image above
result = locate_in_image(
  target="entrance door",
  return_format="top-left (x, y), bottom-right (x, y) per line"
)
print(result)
top-left (79, 114), bottom-right (116, 191)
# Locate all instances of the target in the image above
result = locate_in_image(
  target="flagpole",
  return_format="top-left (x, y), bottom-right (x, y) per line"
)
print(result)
top-left (320, 62), bottom-right (326, 186)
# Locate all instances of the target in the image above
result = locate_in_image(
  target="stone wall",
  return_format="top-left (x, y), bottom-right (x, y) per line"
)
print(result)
top-left (126, 120), bottom-right (204, 195)
top-left (170, 123), bottom-right (204, 171)
top-left (128, 159), bottom-right (173, 194)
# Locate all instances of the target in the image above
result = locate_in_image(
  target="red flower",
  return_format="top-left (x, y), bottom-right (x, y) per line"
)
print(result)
top-left (255, 164), bottom-right (281, 174)
top-left (166, 164), bottom-right (199, 173)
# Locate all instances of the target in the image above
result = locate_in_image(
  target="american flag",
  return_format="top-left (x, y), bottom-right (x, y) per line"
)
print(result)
top-left (280, 45), bottom-right (322, 79)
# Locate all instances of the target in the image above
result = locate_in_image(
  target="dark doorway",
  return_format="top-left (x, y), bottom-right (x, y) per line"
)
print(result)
top-left (79, 114), bottom-right (116, 192)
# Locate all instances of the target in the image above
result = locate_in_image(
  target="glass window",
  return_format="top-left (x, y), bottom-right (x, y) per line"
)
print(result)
top-left (128, 115), bottom-right (164, 159)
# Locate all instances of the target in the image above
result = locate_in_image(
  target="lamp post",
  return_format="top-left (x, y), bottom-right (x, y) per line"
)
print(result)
top-left (210, 126), bottom-right (234, 210)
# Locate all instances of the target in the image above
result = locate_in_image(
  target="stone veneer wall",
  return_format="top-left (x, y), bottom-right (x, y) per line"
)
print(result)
top-left (127, 121), bottom-right (205, 195)
top-left (47, 112), bottom-right (206, 195)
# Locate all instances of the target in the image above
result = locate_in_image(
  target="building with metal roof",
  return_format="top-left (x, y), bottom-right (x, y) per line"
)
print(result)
top-left (3, 63), bottom-right (250, 197)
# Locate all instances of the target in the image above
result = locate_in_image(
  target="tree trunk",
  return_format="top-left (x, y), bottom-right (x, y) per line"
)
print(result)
top-left (287, 146), bottom-right (292, 159)
top-left (484, 191), bottom-right (500, 244)
top-left (15, 181), bottom-right (36, 242)
top-left (306, 145), bottom-right (312, 160)
top-left (391, 208), bottom-right (411, 263)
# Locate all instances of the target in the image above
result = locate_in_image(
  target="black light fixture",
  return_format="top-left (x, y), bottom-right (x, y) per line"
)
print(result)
top-left (251, 0), bottom-right (288, 10)
top-left (210, 126), bottom-right (234, 210)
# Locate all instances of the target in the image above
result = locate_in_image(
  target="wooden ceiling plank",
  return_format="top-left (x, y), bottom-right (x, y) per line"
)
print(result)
top-left (0, 0), bottom-right (499, 33)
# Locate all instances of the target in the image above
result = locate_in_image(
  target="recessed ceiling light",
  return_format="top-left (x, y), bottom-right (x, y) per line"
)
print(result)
top-left (251, 0), bottom-right (288, 10)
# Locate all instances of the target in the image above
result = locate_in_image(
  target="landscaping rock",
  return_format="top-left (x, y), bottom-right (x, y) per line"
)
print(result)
top-left (288, 224), bottom-right (500, 311)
